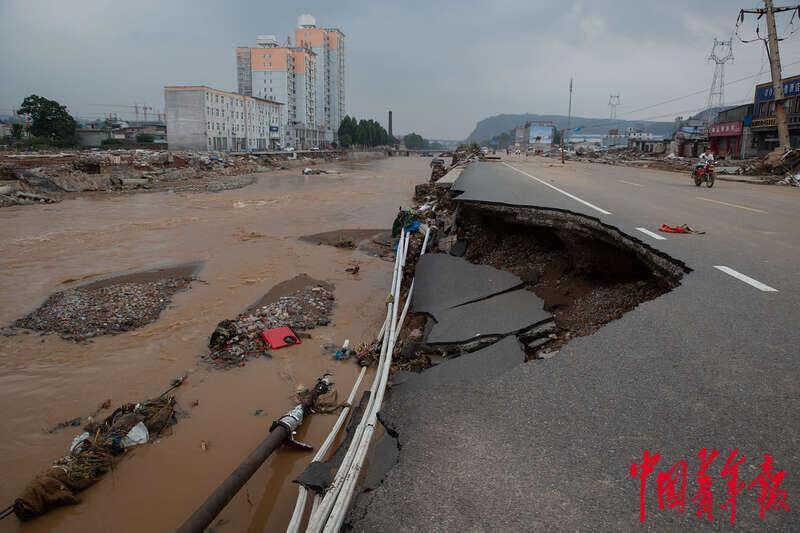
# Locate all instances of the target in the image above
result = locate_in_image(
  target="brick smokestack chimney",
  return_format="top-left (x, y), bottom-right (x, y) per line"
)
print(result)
top-left (388, 110), bottom-right (393, 139)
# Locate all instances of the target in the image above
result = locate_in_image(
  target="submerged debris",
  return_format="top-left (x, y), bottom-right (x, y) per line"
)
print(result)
top-left (12, 393), bottom-right (179, 521)
top-left (206, 284), bottom-right (335, 367)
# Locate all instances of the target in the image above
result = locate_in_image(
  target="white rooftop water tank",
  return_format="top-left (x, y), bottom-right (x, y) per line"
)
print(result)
top-left (298, 14), bottom-right (316, 28)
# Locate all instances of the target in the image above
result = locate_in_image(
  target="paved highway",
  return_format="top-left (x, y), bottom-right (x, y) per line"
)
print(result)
top-left (351, 156), bottom-right (800, 531)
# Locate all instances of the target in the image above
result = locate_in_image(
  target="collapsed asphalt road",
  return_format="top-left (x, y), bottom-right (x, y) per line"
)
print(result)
top-left (349, 157), bottom-right (800, 530)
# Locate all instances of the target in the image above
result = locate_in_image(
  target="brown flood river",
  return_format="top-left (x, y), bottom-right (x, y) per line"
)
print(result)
top-left (0, 155), bottom-right (426, 532)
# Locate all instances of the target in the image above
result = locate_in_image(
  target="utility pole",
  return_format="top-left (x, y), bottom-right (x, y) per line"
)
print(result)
top-left (562, 77), bottom-right (573, 165)
top-left (738, 1), bottom-right (800, 148)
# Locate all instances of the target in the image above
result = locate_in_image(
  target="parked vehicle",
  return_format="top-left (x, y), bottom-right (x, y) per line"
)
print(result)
top-left (692, 161), bottom-right (716, 188)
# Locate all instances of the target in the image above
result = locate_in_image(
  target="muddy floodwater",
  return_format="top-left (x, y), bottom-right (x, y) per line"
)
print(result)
top-left (0, 155), bottom-right (426, 532)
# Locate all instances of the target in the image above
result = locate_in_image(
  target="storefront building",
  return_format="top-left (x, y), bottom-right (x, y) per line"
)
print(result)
top-left (750, 74), bottom-right (800, 154)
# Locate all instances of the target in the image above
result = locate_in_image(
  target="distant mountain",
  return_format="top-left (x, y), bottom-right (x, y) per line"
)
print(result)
top-left (466, 113), bottom-right (677, 143)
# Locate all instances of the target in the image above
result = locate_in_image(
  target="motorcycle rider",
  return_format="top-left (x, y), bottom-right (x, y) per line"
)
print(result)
top-left (695, 149), bottom-right (715, 174)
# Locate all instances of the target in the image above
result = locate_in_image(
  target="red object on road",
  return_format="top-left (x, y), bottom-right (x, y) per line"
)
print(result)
top-left (260, 327), bottom-right (301, 349)
top-left (659, 224), bottom-right (689, 234)
top-left (659, 224), bottom-right (704, 234)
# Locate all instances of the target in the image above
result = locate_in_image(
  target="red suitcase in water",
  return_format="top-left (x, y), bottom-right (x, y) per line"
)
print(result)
top-left (260, 327), bottom-right (301, 349)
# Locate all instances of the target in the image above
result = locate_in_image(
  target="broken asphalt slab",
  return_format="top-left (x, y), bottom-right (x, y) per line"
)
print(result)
top-left (426, 288), bottom-right (553, 345)
top-left (411, 253), bottom-right (522, 314)
top-left (390, 335), bottom-right (526, 392)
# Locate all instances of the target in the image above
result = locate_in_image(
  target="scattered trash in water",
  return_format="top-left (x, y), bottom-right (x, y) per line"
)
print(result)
top-left (260, 326), bottom-right (301, 350)
top-left (205, 284), bottom-right (334, 368)
top-left (11, 387), bottom-right (181, 521)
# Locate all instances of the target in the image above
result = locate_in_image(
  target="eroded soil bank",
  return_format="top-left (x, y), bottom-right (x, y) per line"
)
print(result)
top-left (0, 156), bottom-right (426, 532)
top-left (456, 203), bottom-right (686, 355)
top-left (392, 180), bottom-right (687, 371)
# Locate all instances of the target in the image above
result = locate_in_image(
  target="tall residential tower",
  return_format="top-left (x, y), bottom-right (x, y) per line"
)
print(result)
top-left (236, 35), bottom-right (322, 149)
top-left (236, 15), bottom-right (345, 148)
top-left (294, 14), bottom-right (345, 144)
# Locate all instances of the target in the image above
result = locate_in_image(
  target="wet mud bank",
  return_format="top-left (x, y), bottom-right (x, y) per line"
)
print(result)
top-left (300, 228), bottom-right (393, 258)
top-left (8, 262), bottom-right (201, 341)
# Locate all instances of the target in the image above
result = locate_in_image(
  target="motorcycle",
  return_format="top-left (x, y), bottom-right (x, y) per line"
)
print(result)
top-left (692, 161), bottom-right (716, 188)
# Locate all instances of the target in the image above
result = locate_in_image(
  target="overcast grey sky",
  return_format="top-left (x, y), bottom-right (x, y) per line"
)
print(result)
top-left (2, 0), bottom-right (799, 139)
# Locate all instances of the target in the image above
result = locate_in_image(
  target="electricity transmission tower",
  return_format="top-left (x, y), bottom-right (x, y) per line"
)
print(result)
top-left (705, 38), bottom-right (734, 124)
top-left (608, 94), bottom-right (621, 121)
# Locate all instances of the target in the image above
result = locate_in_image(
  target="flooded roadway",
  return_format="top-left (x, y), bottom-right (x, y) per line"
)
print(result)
top-left (0, 155), bottom-right (427, 532)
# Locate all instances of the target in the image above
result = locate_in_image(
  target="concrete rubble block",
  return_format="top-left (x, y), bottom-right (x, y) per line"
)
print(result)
top-left (426, 289), bottom-right (552, 345)
top-left (411, 253), bottom-right (523, 314)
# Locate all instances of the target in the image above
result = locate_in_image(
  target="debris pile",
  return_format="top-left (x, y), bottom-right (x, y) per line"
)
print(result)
top-left (0, 149), bottom-right (287, 207)
top-left (206, 284), bottom-right (335, 367)
top-left (12, 269), bottom-right (195, 341)
top-left (429, 158), bottom-right (446, 182)
top-left (11, 388), bottom-right (180, 521)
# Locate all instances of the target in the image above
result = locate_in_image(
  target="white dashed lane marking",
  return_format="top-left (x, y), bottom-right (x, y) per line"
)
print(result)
top-left (503, 162), bottom-right (613, 215)
top-left (714, 266), bottom-right (778, 292)
top-left (635, 227), bottom-right (667, 240)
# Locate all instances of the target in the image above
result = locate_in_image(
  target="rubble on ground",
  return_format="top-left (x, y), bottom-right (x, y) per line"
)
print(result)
top-left (10, 265), bottom-right (198, 341)
top-left (0, 149), bottom-right (327, 207)
top-left (539, 146), bottom-right (780, 178)
top-left (11, 272), bottom-right (195, 341)
top-left (206, 284), bottom-right (335, 368)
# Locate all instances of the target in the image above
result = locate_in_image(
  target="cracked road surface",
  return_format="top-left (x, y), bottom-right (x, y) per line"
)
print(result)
top-left (349, 156), bottom-right (800, 530)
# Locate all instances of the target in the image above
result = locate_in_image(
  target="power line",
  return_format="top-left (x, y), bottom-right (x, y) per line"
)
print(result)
top-left (616, 57), bottom-right (800, 119)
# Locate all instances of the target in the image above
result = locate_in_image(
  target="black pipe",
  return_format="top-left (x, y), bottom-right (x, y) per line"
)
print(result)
top-left (177, 426), bottom-right (288, 533)
top-left (177, 375), bottom-right (331, 533)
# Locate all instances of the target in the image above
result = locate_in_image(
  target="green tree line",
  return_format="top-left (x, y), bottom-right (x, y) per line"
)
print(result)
top-left (403, 132), bottom-right (444, 151)
top-left (337, 115), bottom-right (392, 148)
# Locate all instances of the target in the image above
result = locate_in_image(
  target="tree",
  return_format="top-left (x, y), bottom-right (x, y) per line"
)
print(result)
top-left (338, 115), bottom-right (358, 148)
top-left (17, 95), bottom-right (77, 146)
top-left (403, 132), bottom-right (428, 150)
top-left (10, 123), bottom-right (24, 140)
top-left (135, 132), bottom-right (155, 143)
top-left (339, 115), bottom-right (391, 148)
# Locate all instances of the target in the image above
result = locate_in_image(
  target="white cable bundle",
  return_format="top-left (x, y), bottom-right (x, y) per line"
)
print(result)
top-left (301, 226), bottom-right (429, 532)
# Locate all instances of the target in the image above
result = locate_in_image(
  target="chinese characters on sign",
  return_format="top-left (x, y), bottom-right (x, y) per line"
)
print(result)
top-left (709, 121), bottom-right (742, 137)
top-left (754, 76), bottom-right (800, 103)
top-left (630, 449), bottom-right (789, 524)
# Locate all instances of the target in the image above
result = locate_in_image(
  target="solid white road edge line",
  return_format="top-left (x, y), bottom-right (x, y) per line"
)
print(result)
top-left (713, 266), bottom-right (778, 292)
top-left (635, 227), bottom-right (667, 240)
top-left (502, 162), bottom-right (613, 215)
